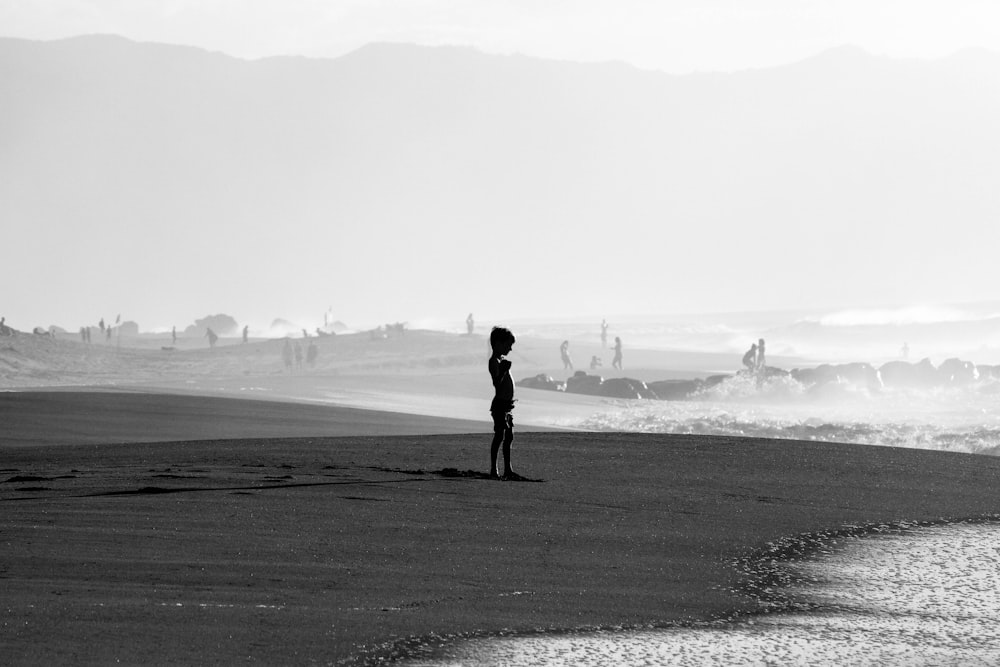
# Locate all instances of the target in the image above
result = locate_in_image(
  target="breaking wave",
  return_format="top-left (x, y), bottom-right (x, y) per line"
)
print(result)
top-left (577, 374), bottom-right (1000, 455)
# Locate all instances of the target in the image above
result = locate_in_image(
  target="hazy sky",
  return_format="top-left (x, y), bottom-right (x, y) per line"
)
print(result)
top-left (4, 1), bottom-right (1000, 333)
top-left (3, 0), bottom-right (1000, 73)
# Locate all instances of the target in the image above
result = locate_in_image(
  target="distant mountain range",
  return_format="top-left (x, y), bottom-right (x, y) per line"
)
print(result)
top-left (2, 35), bottom-right (999, 320)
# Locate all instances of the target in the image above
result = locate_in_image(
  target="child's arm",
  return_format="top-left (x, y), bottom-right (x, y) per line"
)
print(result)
top-left (489, 356), bottom-right (502, 388)
top-left (490, 356), bottom-right (511, 388)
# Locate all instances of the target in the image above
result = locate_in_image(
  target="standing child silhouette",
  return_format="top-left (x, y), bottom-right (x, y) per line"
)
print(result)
top-left (488, 326), bottom-right (517, 480)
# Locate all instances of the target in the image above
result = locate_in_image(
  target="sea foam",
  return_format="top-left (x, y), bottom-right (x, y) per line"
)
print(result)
top-left (572, 374), bottom-right (1000, 455)
top-left (398, 522), bottom-right (1000, 666)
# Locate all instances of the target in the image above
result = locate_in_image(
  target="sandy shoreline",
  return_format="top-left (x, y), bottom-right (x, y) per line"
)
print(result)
top-left (3, 391), bottom-right (1000, 664)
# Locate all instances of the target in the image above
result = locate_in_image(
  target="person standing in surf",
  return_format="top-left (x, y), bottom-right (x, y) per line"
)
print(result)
top-left (489, 326), bottom-right (517, 480)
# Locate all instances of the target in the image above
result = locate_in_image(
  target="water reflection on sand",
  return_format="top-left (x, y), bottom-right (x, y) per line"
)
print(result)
top-left (402, 523), bottom-right (1000, 666)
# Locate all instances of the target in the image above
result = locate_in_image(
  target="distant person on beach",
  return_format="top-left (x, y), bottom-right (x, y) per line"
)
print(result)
top-left (601, 319), bottom-right (609, 348)
top-left (590, 355), bottom-right (602, 370)
top-left (902, 342), bottom-right (910, 359)
top-left (466, 313), bottom-right (475, 335)
top-left (0, 317), bottom-right (9, 336)
top-left (282, 338), bottom-right (293, 371)
top-left (489, 326), bottom-right (517, 480)
top-left (205, 327), bottom-right (218, 348)
top-left (242, 325), bottom-right (249, 344)
top-left (756, 338), bottom-right (766, 371)
top-left (742, 343), bottom-right (758, 372)
top-left (560, 340), bottom-right (573, 370)
top-left (612, 336), bottom-right (623, 370)
top-left (99, 318), bottom-right (105, 334)
top-left (294, 342), bottom-right (303, 369)
top-left (306, 340), bottom-right (318, 367)
top-left (106, 326), bottom-right (112, 341)
top-left (171, 326), bottom-right (177, 345)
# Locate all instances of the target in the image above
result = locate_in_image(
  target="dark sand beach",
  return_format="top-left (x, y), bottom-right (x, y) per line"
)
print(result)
top-left (4, 393), bottom-right (1000, 664)
top-left (3, 331), bottom-right (1000, 664)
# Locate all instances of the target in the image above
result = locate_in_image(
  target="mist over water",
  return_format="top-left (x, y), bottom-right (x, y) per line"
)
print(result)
top-left (579, 376), bottom-right (1000, 455)
top-left (520, 305), bottom-right (1000, 456)
top-left (514, 302), bottom-right (1000, 364)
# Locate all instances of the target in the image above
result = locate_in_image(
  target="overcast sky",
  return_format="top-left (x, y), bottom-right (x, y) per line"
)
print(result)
top-left (3, 0), bottom-right (999, 73)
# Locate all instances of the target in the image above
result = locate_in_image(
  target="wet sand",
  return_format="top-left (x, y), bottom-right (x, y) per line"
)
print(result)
top-left (3, 391), bottom-right (1000, 664)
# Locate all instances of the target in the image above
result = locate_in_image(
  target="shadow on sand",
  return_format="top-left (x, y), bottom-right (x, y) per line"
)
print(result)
top-left (375, 466), bottom-right (544, 482)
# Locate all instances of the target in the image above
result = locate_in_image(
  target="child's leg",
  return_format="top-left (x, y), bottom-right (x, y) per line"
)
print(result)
top-left (502, 414), bottom-right (514, 476)
top-left (490, 431), bottom-right (502, 477)
top-left (490, 412), bottom-right (503, 477)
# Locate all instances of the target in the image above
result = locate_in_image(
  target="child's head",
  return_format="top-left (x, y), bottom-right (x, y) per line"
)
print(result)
top-left (490, 326), bottom-right (515, 355)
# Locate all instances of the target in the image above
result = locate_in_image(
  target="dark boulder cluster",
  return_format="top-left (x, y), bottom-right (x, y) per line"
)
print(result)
top-left (520, 357), bottom-right (999, 402)
top-left (519, 372), bottom-right (658, 399)
top-left (790, 362), bottom-right (883, 391)
top-left (879, 357), bottom-right (997, 387)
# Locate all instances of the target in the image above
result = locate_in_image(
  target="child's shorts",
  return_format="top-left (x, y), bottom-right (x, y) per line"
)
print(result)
top-left (491, 411), bottom-right (513, 432)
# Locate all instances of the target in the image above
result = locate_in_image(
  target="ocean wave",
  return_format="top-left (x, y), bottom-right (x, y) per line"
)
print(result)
top-left (576, 380), bottom-right (1000, 455)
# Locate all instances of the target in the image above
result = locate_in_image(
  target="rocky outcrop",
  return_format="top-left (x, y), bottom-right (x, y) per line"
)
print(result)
top-left (878, 358), bottom-right (939, 387)
top-left (791, 362), bottom-right (883, 392)
top-left (517, 357), bottom-right (996, 402)
top-left (565, 371), bottom-right (604, 396)
top-left (938, 358), bottom-right (979, 384)
top-left (879, 357), bottom-right (981, 387)
top-left (518, 374), bottom-right (565, 391)
top-left (647, 379), bottom-right (704, 400)
top-left (599, 377), bottom-right (657, 400)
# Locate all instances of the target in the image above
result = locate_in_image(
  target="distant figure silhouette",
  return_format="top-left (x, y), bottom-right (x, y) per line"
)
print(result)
top-left (489, 326), bottom-right (517, 480)
top-left (99, 318), bottom-right (105, 334)
top-left (612, 336), bottom-right (623, 370)
top-left (80, 327), bottom-right (87, 342)
top-left (171, 326), bottom-right (177, 345)
top-left (560, 340), bottom-right (573, 370)
top-left (282, 338), bottom-right (293, 371)
top-left (205, 327), bottom-right (218, 348)
top-left (901, 342), bottom-right (910, 359)
top-left (294, 342), bottom-right (303, 369)
top-left (742, 343), bottom-right (758, 372)
top-left (756, 338), bottom-right (766, 371)
top-left (242, 325), bottom-right (249, 344)
top-left (601, 319), bottom-right (609, 348)
top-left (306, 340), bottom-right (318, 367)
top-left (0, 317), bottom-right (9, 336)
top-left (106, 326), bottom-right (112, 341)
top-left (590, 355), bottom-right (603, 370)
top-left (466, 313), bottom-right (475, 335)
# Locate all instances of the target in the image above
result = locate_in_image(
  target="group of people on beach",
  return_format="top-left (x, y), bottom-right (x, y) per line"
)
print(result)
top-left (742, 338), bottom-right (767, 373)
top-left (281, 337), bottom-right (319, 371)
top-left (560, 322), bottom-right (623, 372)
